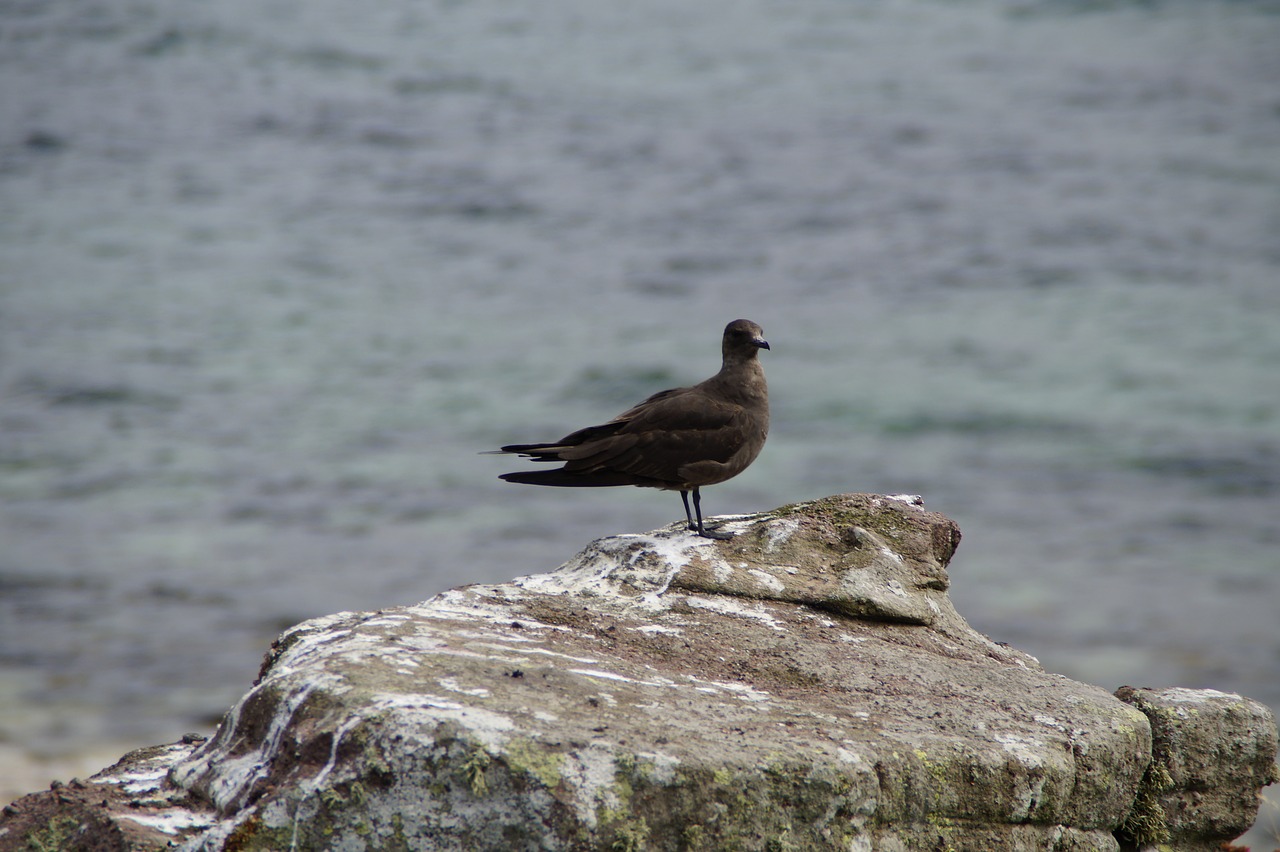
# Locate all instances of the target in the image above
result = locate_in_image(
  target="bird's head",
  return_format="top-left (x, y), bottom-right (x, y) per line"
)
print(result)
top-left (723, 319), bottom-right (770, 359)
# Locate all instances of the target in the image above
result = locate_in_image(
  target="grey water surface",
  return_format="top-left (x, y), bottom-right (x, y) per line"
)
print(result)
top-left (2, 0), bottom-right (1278, 833)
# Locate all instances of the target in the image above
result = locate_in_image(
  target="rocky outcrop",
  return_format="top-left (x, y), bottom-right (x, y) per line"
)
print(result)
top-left (1114, 686), bottom-right (1278, 851)
top-left (2, 494), bottom-right (1275, 851)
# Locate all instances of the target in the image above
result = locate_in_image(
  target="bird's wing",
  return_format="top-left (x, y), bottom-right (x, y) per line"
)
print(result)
top-left (556, 390), bottom-right (754, 481)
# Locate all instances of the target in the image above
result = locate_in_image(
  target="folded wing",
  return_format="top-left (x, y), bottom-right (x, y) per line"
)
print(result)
top-left (500, 388), bottom-right (753, 487)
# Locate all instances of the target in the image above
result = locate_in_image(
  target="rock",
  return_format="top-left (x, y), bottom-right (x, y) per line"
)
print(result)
top-left (1114, 686), bottom-right (1279, 851)
top-left (0, 741), bottom-right (213, 851)
top-left (2, 494), bottom-right (1275, 851)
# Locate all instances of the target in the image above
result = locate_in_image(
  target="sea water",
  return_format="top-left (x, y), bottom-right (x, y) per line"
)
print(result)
top-left (1, 0), bottom-right (1277, 835)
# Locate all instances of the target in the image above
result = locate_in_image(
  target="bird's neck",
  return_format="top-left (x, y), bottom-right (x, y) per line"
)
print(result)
top-left (712, 356), bottom-right (767, 403)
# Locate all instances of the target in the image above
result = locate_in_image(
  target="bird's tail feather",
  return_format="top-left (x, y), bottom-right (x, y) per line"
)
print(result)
top-left (498, 442), bottom-right (565, 454)
top-left (499, 469), bottom-right (656, 488)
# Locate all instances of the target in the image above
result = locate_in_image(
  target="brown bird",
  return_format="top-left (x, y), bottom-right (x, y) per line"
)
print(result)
top-left (495, 319), bottom-right (770, 539)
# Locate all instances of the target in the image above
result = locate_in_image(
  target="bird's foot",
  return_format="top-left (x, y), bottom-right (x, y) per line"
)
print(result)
top-left (696, 526), bottom-right (735, 541)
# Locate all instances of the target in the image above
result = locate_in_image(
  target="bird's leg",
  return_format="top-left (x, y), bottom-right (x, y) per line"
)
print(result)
top-left (692, 487), bottom-right (734, 540)
top-left (680, 490), bottom-right (697, 531)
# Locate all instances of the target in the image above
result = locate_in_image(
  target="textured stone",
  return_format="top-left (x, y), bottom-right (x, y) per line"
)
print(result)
top-left (1114, 685), bottom-right (1279, 851)
top-left (2, 494), bottom-right (1274, 852)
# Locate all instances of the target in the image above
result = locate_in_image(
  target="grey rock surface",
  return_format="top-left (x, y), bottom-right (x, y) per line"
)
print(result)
top-left (1, 494), bottom-right (1274, 851)
top-left (1114, 685), bottom-right (1278, 851)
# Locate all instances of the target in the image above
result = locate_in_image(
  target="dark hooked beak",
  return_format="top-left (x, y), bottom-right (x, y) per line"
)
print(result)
top-left (754, 337), bottom-right (771, 351)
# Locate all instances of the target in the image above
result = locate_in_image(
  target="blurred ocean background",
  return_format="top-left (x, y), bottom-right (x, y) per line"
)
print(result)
top-left (2, 0), bottom-right (1277, 839)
